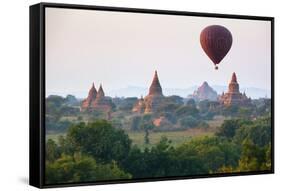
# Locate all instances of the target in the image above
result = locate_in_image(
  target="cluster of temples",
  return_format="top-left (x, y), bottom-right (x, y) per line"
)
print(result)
top-left (81, 71), bottom-right (251, 113)
top-left (81, 83), bottom-right (113, 112)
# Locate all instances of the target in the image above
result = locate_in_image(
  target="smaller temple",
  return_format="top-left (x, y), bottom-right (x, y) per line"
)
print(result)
top-left (219, 72), bottom-right (251, 106)
top-left (188, 81), bottom-right (218, 101)
top-left (81, 83), bottom-right (113, 112)
top-left (132, 70), bottom-right (165, 113)
top-left (132, 95), bottom-right (145, 113)
top-left (81, 83), bottom-right (97, 109)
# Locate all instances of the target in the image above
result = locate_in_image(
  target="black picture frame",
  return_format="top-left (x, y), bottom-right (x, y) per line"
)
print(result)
top-left (30, 2), bottom-right (275, 189)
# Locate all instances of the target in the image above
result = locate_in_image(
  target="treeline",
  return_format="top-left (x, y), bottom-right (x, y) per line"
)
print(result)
top-left (46, 94), bottom-right (271, 134)
top-left (46, 95), bottom-right (81, 132)
top-left (46, 115), bottom-right (271, 184)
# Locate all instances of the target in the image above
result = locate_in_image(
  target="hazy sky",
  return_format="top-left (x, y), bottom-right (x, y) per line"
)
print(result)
top-left (46, 7), bottom-right (271, 97)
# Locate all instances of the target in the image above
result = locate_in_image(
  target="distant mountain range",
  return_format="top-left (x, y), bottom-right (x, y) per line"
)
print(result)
top-left (47, 85), bottom-right (270, 99)
top-left (107, 85), bottom-right (270, 99)
top-left (108, 86), bottom-right (198, 98)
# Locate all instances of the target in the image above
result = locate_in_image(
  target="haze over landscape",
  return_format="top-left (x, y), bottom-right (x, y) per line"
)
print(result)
top-left (46, 8), bottom-right (271, 99)
top-left (46, 85), bottom-right (270, 99)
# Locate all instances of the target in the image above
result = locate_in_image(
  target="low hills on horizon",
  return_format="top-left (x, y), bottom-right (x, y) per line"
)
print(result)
top-left (47, 83), bottom-right (270, 100)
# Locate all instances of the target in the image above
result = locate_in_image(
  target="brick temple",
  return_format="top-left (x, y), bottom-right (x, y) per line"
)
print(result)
top-left (133, 70), bottom-right (165, 113)
top-left (81, 83), bottom-right (113, 112)
top-left (219, 72), bottom-right (251, 106)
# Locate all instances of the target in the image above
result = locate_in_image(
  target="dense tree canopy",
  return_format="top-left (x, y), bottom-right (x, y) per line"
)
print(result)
top-left (45, 115), bottom-right (272, 184)
top-left (46, 154), bottom-right (131, 184)
top-left (66, 120), bottom-right (132, 164)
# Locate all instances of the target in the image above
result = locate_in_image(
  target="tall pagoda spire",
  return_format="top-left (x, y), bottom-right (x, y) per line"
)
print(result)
top-left (228, 72), bottom-right (239, 93)
top-left (148, 70), bottom-right (163, 96)
top-left (81, 82), bottom-right (97, 110)
top-left (231, 72), bottom-right (237, 83)
top-left (97, 84), bottom-right (105, 98)
top-left (89, 82), bottom-right (97, 97)
top-left (86, 82), bottom-right (97, 101)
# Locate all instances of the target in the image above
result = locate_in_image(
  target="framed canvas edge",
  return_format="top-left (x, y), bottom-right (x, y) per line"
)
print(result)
top-left (29, 3), bottom-right (44, 188)
top-left (29, 2), bottom-right (275, 189)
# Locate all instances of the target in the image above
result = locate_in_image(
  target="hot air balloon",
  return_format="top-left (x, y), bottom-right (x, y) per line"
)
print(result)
top-left (200, 25), bottom-right (233, 70)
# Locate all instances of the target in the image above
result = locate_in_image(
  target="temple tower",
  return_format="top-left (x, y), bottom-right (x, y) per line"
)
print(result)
top-left (132, 70), bottom-right (164, 113)
top-left (81, 82), bottom-right (97, 110)
top-left (148, 70), bottom-right (163, 96)
top-left (228, 72), bottom-right (239, 93)
top-left (219, 72), bottom-right (251, 106)
top-left (96, 84), bottom-right (105, 99)
top-left (81, 83), bottom-right (113, 112)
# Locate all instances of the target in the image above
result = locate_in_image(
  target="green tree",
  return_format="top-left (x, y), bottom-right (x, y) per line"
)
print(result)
top-left (66, 120), bottom-right (132, 164)
top-left (264, 143), bottom-right (272, 170)
top-left (234, 117), bottom-right (271, 147)
top-left (58, 135), bottom-right (76, 155)
top-left (234, 116), bottom-right (272, 172)
top-left (237, 139), bottom-right (266, 171)
top-left (149, 137), bottom-right (174, 176)
top-left (177, 136), bottom-right (240, 173)
top-left (216, 119), bottom-right (242, 139)
top-left (186, 99), bottom-right (196, 107)
top-left (175, 105), bottom-right (199, 118)
top-left (222, 105), bottom-right (239, 116)
top-left (238, 107), bottom-right (252, 119)
top-left (123, 146), bottom-right (149, 178)
top-left (171, 140), bottom-right (208, 176)
top-left (140, 114), bottom-right (155, 144)
top-left (118, 97), bottom-right (138, 111)
top-left (179, 116), bottom-right (199, 128)
top-left (46, 153), bottom-right (131, 184)
top-left (46, 139), bottom-right (61, 162)
top-left (130, 116), bottom-right (141, 131)
top-left (124, 137), bottom-right (174, 178)
top-left (46, 95), bottom-right (65, 108)
top-left (141, 121), bottom-right (154, 144)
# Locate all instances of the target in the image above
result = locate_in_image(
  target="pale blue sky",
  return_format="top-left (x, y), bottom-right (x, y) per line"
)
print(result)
top-left (46, 7), bottom-right (271, 98)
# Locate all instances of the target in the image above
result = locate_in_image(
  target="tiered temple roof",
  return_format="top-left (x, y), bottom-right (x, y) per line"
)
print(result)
top-left (133, 70), bottom-right (165, 113)
top-left (219, 72), bottom-right (250, 106)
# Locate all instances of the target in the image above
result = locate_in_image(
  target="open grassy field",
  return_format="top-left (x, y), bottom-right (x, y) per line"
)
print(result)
top-left (46, 116), bottom-right (225, 149)
top-left (127, 129), bottom-right (210, 149)
top-left (127, 116), bottom-right (225, 149)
